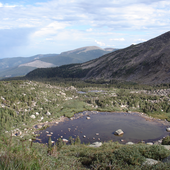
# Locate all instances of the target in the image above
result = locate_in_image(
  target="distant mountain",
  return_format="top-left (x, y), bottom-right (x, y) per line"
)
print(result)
top-left (0, 54), bottom-right (57, 78)
top-left (25, 31), bottom-right (170, 85)
top-left (0, 46), bottom-right (116, 79)
top-left (40, 46), bottom-right (117, 66)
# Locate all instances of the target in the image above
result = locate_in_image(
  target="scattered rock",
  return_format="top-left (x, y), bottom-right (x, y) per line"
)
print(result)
top-left (36, 125), bottom-right (42, 129)
top-left (89, 142), bottom-right (102, 148)
top-left (142, 158), bottom-right (159, 166)
top-left (126, 142), bottom-right (134, 145)
top-left (146, 142), bottom-right (153, 145)
top-left (114, 129), bottom-right (124, 136)
top-left (83, 135), bottom-right (86, 138)
top-left (30, 115), bottom-right (36, 119)
top-left (96, 133), bottom-right (99, 136)
top-left (163, 145), bottom-right (170, 150)
top-left (46, 111), bottom-right (51, 116)
top-left (35, 112), bottom-right (39, 115)
top-left (86, 116), bottom-right (91, 120)
top-left (62, 138), bottom-right (68, 142)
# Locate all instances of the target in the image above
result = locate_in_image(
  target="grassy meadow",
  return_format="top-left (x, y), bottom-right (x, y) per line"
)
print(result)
top-left (0, 79), bottom-right (170, 169)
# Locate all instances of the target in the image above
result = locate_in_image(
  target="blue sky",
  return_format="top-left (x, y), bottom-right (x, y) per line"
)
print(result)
top-left (0, 0), bottom-right (170, 58)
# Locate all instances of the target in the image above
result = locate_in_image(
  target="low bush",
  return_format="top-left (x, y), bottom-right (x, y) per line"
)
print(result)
top-left (162, 136), bottom-right (170, 145)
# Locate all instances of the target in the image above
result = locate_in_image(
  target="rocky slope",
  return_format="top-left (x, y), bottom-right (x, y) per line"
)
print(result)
top-left (26, 31), bottom-right (170, 85)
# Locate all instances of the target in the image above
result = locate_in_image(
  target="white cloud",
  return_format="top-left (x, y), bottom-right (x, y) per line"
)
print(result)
top-left (95, 40), bottom-right (105, 46)
top-left (0, 0), bottom-right (170, 57)
top-left (86, 28), bottom-right (93, 32)
top-left (137, 39), bottom-right (147, 42)
top-left (33, 22), bottom-right (69, 37)
top-left (110, 38), bottom-right (125, 41)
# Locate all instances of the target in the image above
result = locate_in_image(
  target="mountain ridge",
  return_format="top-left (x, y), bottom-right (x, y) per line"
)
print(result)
top-left (25, 31), bottom-right (170, 85)
top-left (0, 46), bottom-right (116, 79)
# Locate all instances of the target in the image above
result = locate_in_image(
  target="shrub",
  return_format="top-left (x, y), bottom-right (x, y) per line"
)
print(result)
top-left (138, 145), bottom-right (170, 160)
top-left (114, 146), bottom-right (145, 165)
top-left (162, 136), bottom-right (170, 145)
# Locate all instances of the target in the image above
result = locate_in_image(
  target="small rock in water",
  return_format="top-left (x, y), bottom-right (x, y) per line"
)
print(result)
top-left (86, 116), bottom-right (91, 120)
top-left (114, 129), bottom-right (124, 136)
top-left (62, 138), bottom-right (68, 143)
top-left (96, 133), bottom-right (99, 136)
top-left (83, 135), bottom-right (86, 138)
top-left (166, 127), bottom-right (170, 132)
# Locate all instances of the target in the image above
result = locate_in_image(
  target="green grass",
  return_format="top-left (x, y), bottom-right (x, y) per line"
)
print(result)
top-left (0, 79), bottom-right (170, 169)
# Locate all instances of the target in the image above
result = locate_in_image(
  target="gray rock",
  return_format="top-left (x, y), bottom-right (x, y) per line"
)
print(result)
top-left (46, 111), bottom-right (51, 116)
top-left (166, 127), bottom-right (170, 132)
top-left (89, 142), bottom-right (102, 148)
top-left (142, 158), bottom-right (159, 166)
top-left (30, 115), bottom-right (36, 119)
top-left (162, 155), bottom-right (170, 163)
top-left (163, 145), bottom-right (170, 150)
top-left (114, 129), bottom-right (124, 136)
top-left (146, 142), bottom-right (153, 145)
top-left (126, 142), bottom-right (134, 145)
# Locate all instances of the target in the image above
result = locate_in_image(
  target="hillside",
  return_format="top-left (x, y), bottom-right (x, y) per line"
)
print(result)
top-left (40, 46), bottom-right (116, 65)
top-left (0, 46), bottom-right (116, 79)
top-left (26, 31), bottom-right (170, 85)
top-left (0, 54), bottom-right (57, 78)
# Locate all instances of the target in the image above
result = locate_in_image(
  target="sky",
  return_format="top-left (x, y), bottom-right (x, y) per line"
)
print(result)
top-left (0, 0), bottom-right (170, 58)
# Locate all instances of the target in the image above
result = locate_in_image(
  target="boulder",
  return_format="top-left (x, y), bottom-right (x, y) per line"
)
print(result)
top-left (30, 115), bottom-right (36, 119)
top-left (163, 145), bottom-right (170, 150)
top-left (35, 112), bottom-right (39, 115)
top-left (146, 142), bottom-right (153, 145)
top-left (142, 158), bottom-right (159, 166)
top-left (62, 138), bottom-right (69, 143)
top-left (46, 111), bottom-right (51, 116)
top-left (37, 125), bottom-right (42, 129)
top-left (166, 127), bottom-right (170, 132)
top-left (126, 142), bottom-right (134, 145)
top-left (89, 142), bottom-right (102, 148)
top-left (114, 129), bottom-right (124, 136)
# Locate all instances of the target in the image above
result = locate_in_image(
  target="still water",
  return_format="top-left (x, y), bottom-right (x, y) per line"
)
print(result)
top-left (35, 112), bottom-right (169, 144)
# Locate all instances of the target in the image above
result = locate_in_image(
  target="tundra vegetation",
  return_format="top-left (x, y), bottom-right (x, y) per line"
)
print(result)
top-left (0, 79), bottom-right (170, 169)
